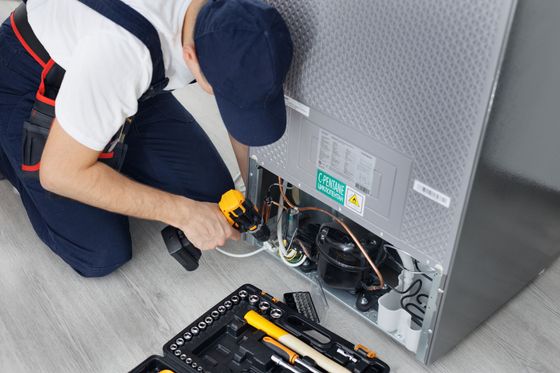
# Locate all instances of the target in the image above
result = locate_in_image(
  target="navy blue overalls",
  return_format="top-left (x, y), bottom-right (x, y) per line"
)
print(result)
top-left (0, 0), bottom-right (234, 277)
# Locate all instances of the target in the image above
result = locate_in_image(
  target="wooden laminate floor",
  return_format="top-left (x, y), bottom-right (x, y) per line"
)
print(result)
top-left (2, 180), bottom-right (560, 373)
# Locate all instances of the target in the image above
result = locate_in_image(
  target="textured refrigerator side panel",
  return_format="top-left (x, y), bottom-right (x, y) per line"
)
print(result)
top-left (253, 0), bottom-right (515, 270)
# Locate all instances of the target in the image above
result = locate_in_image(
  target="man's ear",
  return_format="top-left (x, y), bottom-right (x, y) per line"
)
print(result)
top-left (183, 44), bottom-right (214, 95)
top-left (183, 44), bottom-right (197, 64)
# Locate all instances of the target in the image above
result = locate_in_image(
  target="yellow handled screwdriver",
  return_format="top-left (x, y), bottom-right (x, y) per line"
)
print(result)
top-left (263, 336), bottom-right (323, 373)
top-left (244, 310), bottom-right (350, 373)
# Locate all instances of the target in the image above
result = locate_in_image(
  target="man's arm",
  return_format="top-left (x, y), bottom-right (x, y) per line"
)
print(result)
top-left (229, 134), bottom-right (249, 186)
top-left (40, 120), bottom-right (239, 250)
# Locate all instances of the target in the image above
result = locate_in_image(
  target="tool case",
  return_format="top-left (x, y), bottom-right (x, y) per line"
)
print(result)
top-left (130, 284), bottom-right (390, 373)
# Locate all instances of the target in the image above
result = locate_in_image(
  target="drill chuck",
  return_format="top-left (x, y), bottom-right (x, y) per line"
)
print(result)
top-left (250, 223), bottom-right (270, 242)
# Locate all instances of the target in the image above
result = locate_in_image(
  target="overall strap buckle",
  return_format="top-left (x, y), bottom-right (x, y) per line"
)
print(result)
top-left (141, 77), bottom-right (170, 101)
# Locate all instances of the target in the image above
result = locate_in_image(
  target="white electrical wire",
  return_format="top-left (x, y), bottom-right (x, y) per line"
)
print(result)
top-left (275, 180), bottom-right (307, 267)
top-left (232, 172), bottom-right (246, 194)
top-left (279, 250), bottom-right (307, 267)
top-left (276, 224), bottom-right (306, 267)
top-left (217, 179), bottom-right (306, 265)
top-left (215, 246), bottom-right (268, 258)
top-left (276, 184), bottom-right (289, 256)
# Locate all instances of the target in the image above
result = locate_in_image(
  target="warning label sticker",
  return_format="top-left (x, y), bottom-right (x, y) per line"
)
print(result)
top-left (316, 169), bottom-right (346, 204)
top-left (317, 130), bottom-right (376, 195)
top-left (344, 186), bottom-right (365, 216)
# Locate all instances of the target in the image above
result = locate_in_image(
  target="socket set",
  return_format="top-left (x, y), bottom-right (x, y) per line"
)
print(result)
top-left (130, 284), bottom-right (390, 373)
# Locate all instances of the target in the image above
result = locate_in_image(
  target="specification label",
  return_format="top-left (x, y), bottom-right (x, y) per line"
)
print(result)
top-left (317, 130), bottom-right (376, 195)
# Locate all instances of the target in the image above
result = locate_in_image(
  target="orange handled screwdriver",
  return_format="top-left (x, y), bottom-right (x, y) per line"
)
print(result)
top-left (262, 336), bottom-right (323, 373)
top-left (245, 310), bottom-right (349, 373)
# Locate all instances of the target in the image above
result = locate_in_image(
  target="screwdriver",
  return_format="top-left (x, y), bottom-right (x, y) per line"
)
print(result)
top-left (271, 354), bottom-right (305, 373)
top-left (263, 336), bottom-right (323, 373)
top-left (244, 310), bottom-right (350, 373)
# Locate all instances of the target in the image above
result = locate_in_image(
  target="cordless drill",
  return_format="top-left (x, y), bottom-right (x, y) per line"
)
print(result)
top-left (161, 190), bottom-right (271, 271)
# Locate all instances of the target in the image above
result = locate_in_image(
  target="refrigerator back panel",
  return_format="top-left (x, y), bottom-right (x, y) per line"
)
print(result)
top-left (253, 0), bottom-right (517, 272)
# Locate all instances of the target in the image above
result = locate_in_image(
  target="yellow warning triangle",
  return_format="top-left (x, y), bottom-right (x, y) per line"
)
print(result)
top-left (349, 194), bottom-right (360, 207)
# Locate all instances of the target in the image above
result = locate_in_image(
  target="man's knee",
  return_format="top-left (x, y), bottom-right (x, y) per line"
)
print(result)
top-left (49, 229), bottom-right (132, 278)
top-left (72, 254), bottom-right (132, 278)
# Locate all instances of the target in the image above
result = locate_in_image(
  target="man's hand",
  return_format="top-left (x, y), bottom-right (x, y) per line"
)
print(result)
top-left (40, 119), bottom-right (239, 249)
top-left (173, 198), bottom-right (240, 250)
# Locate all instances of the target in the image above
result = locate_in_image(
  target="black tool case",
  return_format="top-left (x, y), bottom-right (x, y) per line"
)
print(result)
top-left (130, 284), bottom-right (390, 373)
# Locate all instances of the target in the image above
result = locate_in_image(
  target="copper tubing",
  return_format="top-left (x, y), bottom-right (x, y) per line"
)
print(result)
top-left (277, 177), bottom-right (385, 291)
top-left (262, 200), bottom-right (271, 224)
top-left (278, 177), bottom-right (296, 209)
top-left (270, 201), bottom-right (288, 210)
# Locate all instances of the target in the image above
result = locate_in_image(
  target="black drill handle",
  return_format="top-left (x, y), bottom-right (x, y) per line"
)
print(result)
top-left (161, 225), bottom-right (202, 271)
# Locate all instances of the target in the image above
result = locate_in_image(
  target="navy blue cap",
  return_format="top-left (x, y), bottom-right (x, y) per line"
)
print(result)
top-left (195, 0), bottom-right (293, 146)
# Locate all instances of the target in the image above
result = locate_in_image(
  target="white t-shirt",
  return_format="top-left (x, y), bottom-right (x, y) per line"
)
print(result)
top-left (27, 0), bottom-right (194, 151)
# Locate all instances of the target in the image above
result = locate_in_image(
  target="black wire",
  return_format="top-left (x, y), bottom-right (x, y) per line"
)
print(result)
top-left (404, 303), bottom-right (425, 326)
top-left (405, 302), bottom-right (426, 315)
top-left (267, 182), bottom-right (294, 194)
top-left (395, 279), bottom-right (425, 326)
top-left (399, 282), bottom-right (422, 307)
top-left (416, 293), bottom-right (429, 305)
top-left (383, 245), bottom-right (435, 281)
top-left (374, 243), bottom-right (388, 266)
top-left (387, 278), bottom-right (422, 295)
top-left (414, 259), bottom-right (433, 281)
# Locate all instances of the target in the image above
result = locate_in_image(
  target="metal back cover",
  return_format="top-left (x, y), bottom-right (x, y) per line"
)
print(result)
top-left (253, 0), bottom-right (516, 271)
